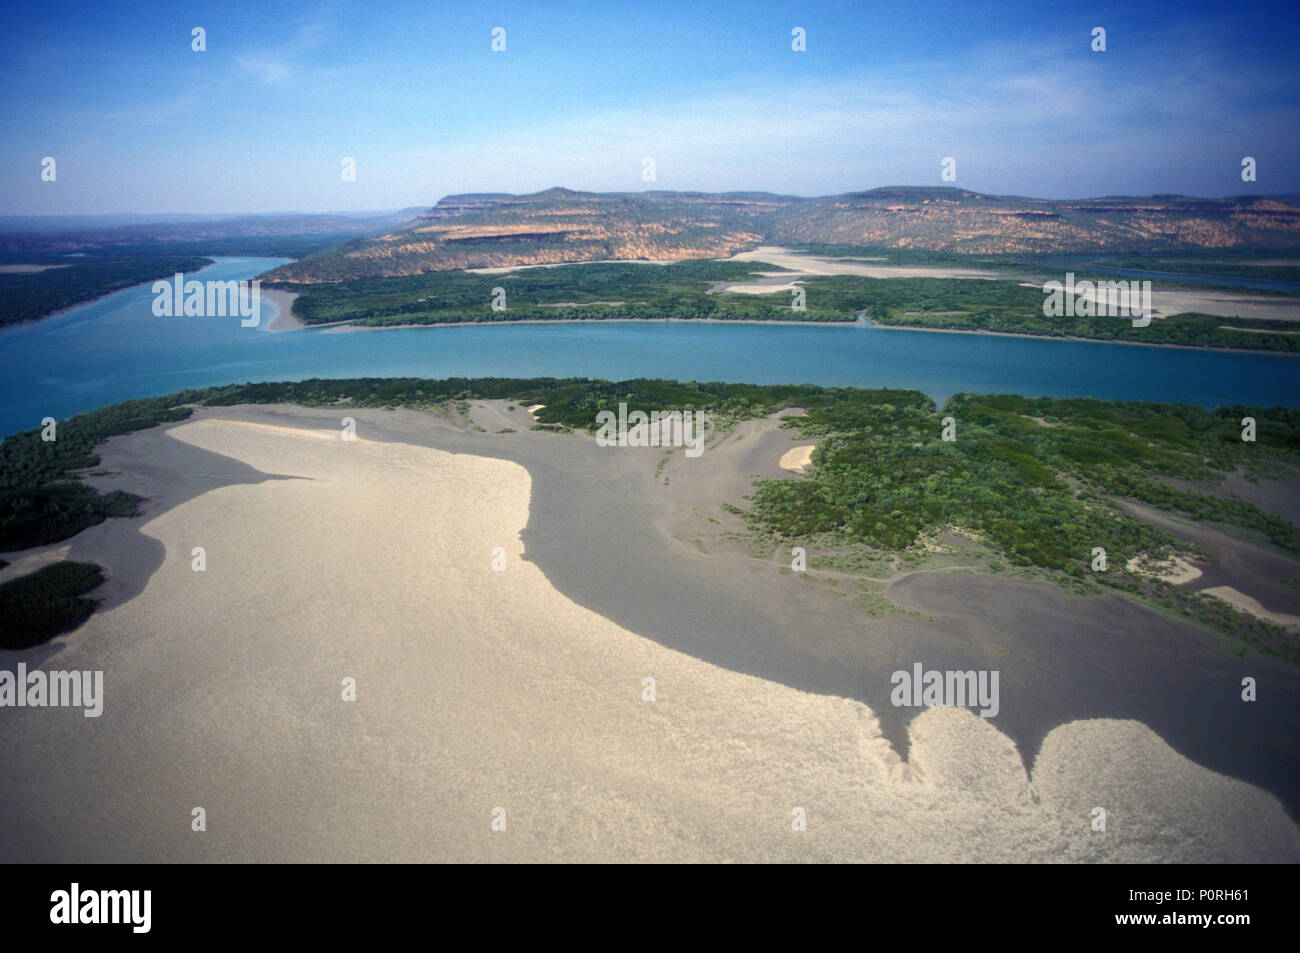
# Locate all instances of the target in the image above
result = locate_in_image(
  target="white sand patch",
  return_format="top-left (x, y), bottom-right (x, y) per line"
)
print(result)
top-left (1059, 286), bottom-right (1300, 323)
top-left (1202, 586), bottom-right (1300, 629)
top-left (544, 300), bottom-right (625, 307)
top-left (1, 418), bottom-right (1295, 862)
top-left (1222, 326), bottom-right (1300, 335)
top-left (467, 259), bottom-right (676, 275)
top-left (726, 246), bottom-right (1005, 281)
top-left (779, 445), bottom-right (816, 471)
top-left (1126, 553), bottom-right (1203, 585)
top-left (527, 404), bottom-right (545, 415)
top-left (719, 281), bottom-right (803, 295)
top-left (0, 264), bottom-right (68, 273)
top-left (1135, 289), bottom-right (1300, 322)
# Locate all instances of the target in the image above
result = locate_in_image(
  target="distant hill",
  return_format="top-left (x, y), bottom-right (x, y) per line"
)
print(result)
top-left (265, 188), bottom-right (782, 282)
top-left (263, 187), bottom-right (1300, 284)
top-left (763, 188), bottom-right (1300, 256)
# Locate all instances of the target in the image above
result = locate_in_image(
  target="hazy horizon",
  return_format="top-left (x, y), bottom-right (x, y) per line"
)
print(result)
top-left (5, 184), bottom-right (1300, 228)
top-left (4, 0), bottom-right (1299, 216)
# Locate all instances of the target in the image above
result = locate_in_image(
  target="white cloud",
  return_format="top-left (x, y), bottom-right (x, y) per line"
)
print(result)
top-left (380, 34), bottom-right (1298, 200)
top-left (237, 54), bottom-right (293, 86)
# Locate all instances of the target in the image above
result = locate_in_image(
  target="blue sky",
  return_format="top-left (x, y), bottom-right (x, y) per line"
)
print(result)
top-left (2, 0), bottom-right (1298, 214)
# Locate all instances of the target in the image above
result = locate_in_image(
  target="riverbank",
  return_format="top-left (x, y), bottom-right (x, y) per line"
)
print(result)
top-left (860, 315), bottom-right (1300, 356)
top-left (283, 311), bottom-right (1300, 356)
top-left (262, 288), bottom-right (301, 331)
top-left (2, 401), bottom-right (1297, 860)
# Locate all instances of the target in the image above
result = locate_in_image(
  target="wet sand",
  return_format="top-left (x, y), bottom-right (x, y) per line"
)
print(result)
top-left (262, 289), bottom-right (302, 331)
top-left (1116, 499), bottom-right (1300, 626)
top-left (1, 404), bottom-right (1297, 861)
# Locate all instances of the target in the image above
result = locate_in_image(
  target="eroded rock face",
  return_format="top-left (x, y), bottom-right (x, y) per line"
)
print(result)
top-left (265, 188), bottom-right (1300, 284)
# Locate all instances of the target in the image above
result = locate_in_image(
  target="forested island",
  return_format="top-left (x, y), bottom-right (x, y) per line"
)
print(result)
top-left (0, 215), bottom-right (416, 326)
top-left (274, 260), bottom-right (1300, 352)
top-left (0, 253), bottom-right (215, 328)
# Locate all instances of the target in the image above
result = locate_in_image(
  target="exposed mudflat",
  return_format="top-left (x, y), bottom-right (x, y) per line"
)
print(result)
top-left (1, 403), bottom-right (1296, 861)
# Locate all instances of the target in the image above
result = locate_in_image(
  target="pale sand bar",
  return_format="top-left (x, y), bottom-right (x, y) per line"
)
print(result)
top-left (1, 412), bottom-right (1297, 861)
top-left (778, 445), bottom-right (816, 471)
top-left (718, 247), bottom-right (1300, 322)
top-left (262, 288), bottom-right (302, 331)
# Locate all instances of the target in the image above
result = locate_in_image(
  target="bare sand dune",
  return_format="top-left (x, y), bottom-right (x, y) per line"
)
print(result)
top-left (778, 445), bottom-right (816, 471)
top-left (719, 247), bottom-right (1300, 321)
top-left (727, 247), bottom-right (1006, 281)
top-left (1203, 586), bottom-right (1300, 630)
top-left (1125, 553), bottom-right (1203, 585)
top-left (468, 259), bottom-right (677, 275)
top-left (2, 416), bottom-right (1296, 862)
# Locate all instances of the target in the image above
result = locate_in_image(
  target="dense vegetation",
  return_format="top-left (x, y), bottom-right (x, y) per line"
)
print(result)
top-left (1095, 256), bottom-right (1300, 285)
top-left (0, 229), bottom-right (396, 326)
top-left (278, 259), bottom-right (1300, 351)
top-left (751, 391), bottom-right (1300, 661)
top-left (753, 392), bottom-right (1300, 565)
top-left (2, 377), bottom-right (1296, 659)
top-left (281, 260), bottom-right (800, 326)
top-left (7, 377), bottom-right (1295, 568)
top-left (89, 234), bottom-right (355, 260)
top-left (0, 253), bottom-right (213, 327)
top-left (0, 561), bottom-right (105, 650)
top-left (0, 395), bottom-right (192, 549)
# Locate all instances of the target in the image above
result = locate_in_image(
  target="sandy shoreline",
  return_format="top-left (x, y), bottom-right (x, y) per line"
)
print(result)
top-left (313, 316), bottom-right (855, 333)
top-left (261, 288), bottom-right (302, 331)
top-left (723, 246), bottom-right (1300, 321)
top-left (0, 284), bottom-right (152, 334)
top-left (285, 308), bottom-right (1298, 357)
top-left (0, 264), bottom-right (69, 274)
top-left (3, 259), bottom-right (293, 333)
top-left (860, 316), bottom-right (1300, 356)
top-left (2, 403), bottom-right (1297, 861)
top-left (1203, 586), bottom-right (1300, 629)
top-left (296, 313), bottom-right (1300, 356)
